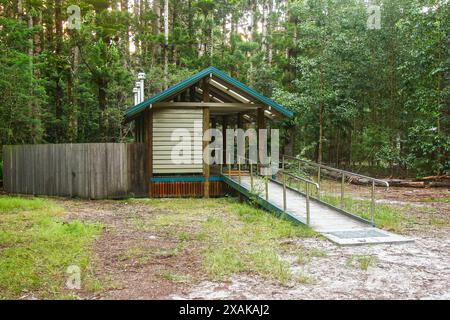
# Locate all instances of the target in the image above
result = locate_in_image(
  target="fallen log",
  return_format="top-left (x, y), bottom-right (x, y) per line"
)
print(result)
top-left (384, 180), bottom-right (425, 188)
top-left (294, 163), bottom-right (449, 188)
top-left (426, 181), bottom-right (450, 188)
top-left (417, 175), bottom-right (450, 182)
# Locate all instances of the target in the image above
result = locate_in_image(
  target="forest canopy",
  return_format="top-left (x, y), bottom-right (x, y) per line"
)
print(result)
top-left (0, 0), bottom-right (448, 177)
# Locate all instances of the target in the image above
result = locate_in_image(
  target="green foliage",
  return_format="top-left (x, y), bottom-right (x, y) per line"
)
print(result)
top-left (0, 0), bottom-right (447, 176)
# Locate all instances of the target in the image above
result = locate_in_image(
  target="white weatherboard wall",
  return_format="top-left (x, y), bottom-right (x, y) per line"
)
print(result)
top-left (153, 108), bottom-right (203, 174)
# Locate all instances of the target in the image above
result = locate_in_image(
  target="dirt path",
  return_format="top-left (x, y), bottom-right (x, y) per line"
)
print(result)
top-left (58, 187), bottom-right (450, 300)
top-left (61, 199), bottom-right (206, 299)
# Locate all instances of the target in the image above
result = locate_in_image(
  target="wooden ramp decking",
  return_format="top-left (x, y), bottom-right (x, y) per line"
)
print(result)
top-left (223, 175), bottom-right (413, 246)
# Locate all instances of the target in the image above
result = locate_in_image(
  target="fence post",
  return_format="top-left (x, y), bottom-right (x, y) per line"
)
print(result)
top-left (371, 180), bottom-right (375, 226)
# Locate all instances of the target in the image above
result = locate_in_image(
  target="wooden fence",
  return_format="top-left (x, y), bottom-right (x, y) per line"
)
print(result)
top-left (2, 143), bottom-right (147, 199)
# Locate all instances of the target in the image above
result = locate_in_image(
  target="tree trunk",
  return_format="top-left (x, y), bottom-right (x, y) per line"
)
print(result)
top-left (267, 0), bottom-right (273, 65)
top-left (97, 78), bottom-right (108, 141)
top-left (163, 0), bottom-right (169, 88)
top-left (121, 0), bottom-right (130, 67)
top-left (67, 47), bottom-right (78, 142)
top-left (262, 0), bottom-right (268, 59)
top-left (318, 67), bottom-right (324, 164)
top-left (54, 0), bottom-right (63, 141)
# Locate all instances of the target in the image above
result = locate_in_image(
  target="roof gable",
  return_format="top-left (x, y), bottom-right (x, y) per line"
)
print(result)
top-left (124, 66), bottom-right (293, 120)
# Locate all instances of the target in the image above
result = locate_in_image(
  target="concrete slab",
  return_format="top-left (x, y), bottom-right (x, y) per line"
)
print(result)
top-left (322, 228), bottom-right (413, 246)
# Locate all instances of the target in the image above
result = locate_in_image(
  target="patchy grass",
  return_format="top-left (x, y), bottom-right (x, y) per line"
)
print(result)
top-left (119, 247), bottom-right (152, 265)
top-left (296, 248), bottom-right (328, 265)
top-left (134, 198), bottom-right (318, 285)
top-left (154, 243), bottom-right (185, 258)
top-left (201, 202), bottom-right (317, 284)
top-left (0, 196), bottom-right (102, 299)
top-left (161, 272), bottom-right (192, 283)
top-left (296, 273), bottom-right (315, 284)
top-left (346, 254), bottom-right (377, 271)
top-left (418, 196), bottom-right (450, 203)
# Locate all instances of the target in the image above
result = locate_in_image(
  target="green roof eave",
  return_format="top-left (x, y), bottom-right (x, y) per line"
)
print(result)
top-left (124, 66), bottom-right (293, 120)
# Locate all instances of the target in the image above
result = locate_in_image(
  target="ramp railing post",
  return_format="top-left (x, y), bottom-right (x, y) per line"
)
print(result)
top-left (340, 172), bottom-right (345, 209)
top-left (317, 166), bottom-right (321, 199)
top-left (282, 155), bottom-right (287, 211)
top-left (250, 161), bottom-right (254, 191)
top-left (371, 180), bottom-right (375, 226)
top-left (238, 156), bottom-right (241, 184)
top-left (306, 183), bottom-right (310, 226)
top-left (265, 176), bottom-right (268, 201)
top-left (283, 173), bottom-right (287, 211)
top-left (228, 153), bottom-right (231, 178)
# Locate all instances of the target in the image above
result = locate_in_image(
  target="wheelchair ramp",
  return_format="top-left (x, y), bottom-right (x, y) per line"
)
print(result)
top-left (223, 175), bottom-right (413, 246)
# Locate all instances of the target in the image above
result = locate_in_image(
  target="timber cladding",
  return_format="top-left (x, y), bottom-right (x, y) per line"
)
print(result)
top-left (151, 181), bottom-right (228, 198)
top-left (152, 108), bottom-right (203, 174)
top-left (2, 143), bottom-right (146, 199)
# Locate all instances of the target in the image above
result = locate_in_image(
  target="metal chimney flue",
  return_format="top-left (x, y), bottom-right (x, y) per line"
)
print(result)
top-left (133, 87), bottom-right (139, 105)
top-left (135, 81), bottom-right (141, 103)
top-left (138, 72), bottom-right (146, 103)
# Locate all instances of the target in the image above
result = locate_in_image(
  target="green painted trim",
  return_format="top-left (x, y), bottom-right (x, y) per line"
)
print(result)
top-left (151, 175), bottom-right (223, 183)
top-left (124, 66), bottom-right (293, 120)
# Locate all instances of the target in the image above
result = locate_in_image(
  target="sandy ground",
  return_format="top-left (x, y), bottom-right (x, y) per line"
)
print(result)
top-left (59, 187), bottom-right (450, 300)
top-left (173, 231), bottom-right (450, 300)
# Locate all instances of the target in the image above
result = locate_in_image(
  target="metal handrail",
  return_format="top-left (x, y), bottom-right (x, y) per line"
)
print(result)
top-left (282, 171), bottom-right (320, 190)
top-left (222, 155), bottom-right (318, 226)
top-left (283, 155), bottom-right (389, 188)
top-left (282, 155), bottom-right (388, 226)
top-left (281, 170), bottom-right (319, 225)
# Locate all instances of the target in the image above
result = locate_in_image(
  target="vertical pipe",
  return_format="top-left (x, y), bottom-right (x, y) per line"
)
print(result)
top-left (133, 88), bottom-right (138, 105)
top-left (135, 82), bottom-right (141, 103)
top-left (340, 172), bottom-right (345, 209)
top-left (138, 72), bottom-right (146, 103)
top-left (306, 183), bottom-right (310, 226)
top-left (371, 180), bottom-right (375, 226)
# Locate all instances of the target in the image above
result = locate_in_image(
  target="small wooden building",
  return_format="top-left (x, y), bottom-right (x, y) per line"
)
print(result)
top-left (124, 66), bottom-right (293, 198)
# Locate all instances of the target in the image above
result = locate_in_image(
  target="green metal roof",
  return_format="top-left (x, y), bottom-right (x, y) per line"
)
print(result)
top-left (124, 66), bottom-right (293, 120)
